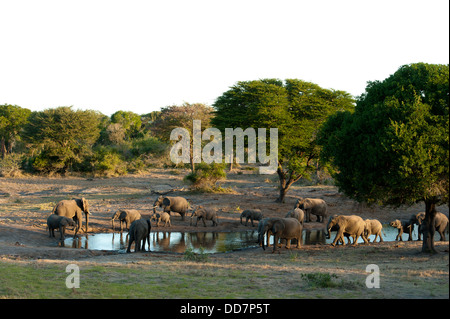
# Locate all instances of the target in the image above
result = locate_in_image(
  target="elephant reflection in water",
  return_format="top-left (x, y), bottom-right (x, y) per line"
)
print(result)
top-left (304, 229), bottom-right (326, 245)
top-left (151, 232), bottom-right (187, 253)
top-left (188, 232), bottom-right (218, 251)
top-left (70, 235), bottom-right (89, 249)
top-left (112, 232), bottom-right (128, 250)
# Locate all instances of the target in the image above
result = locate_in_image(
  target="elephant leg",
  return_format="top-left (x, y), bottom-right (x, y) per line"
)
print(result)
top-left (202, 218), bottom-right (207, 227)
top-left (59, 226), bottom-right (65, 241)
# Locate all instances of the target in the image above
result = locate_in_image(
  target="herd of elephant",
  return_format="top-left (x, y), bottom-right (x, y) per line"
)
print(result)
top-left (45, 195), bottom-right (449, 254)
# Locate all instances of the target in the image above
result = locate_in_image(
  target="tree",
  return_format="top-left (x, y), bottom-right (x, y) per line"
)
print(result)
top-left (110, 110), bottom-right (142, 140)
top-left (319, 63), bottom-right (449, 253)
top-left (23, 106), bottom-right (102, 174)
top-left (151, 103), bottom-right (214, 173)
top-left (213, 79), bottom-right (355, 202)
top-left (0, 104), bottom-right (31, 158)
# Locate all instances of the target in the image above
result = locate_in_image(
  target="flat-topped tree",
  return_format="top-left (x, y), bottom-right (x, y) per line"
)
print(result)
top-left (319, 63), bottom-right (449, 253)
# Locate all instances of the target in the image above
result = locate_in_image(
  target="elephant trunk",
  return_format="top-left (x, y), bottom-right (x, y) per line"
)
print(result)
top-left (112, 219), bottom-right (115, 231)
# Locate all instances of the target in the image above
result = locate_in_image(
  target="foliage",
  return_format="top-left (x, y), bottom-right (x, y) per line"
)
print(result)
top-left (319, 63), bottom-right (449, 207)
top-left (183, 247), bottom-right (209, 262)
top-left (89, 146), bottom-right (128, 177)
top-left (110, 110), bottom-right (142, 140)
top-left (0, 104), bottom-right (31, 158)
top-left (151, 103), bottom-right (214, 172)
top-left (184, 162), bottom-right (227, 192)
top-left (213, 79), bottom-right (355, 202)
top-left (319, 63), bottom-right (449, 252)
top-left (22, 107), bottom-right (102, 174)
top-left (0, 153), bottom-right (24, 177)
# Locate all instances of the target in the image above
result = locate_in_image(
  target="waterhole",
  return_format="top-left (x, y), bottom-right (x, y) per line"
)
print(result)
top-left (62, 225), bottom-right (442, 253)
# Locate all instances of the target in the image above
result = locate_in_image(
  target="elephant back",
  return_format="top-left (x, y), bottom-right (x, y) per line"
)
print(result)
top-left (164, 196), bottom-right (188, 212)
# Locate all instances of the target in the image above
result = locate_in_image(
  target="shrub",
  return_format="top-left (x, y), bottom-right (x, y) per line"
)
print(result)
top-left (184, 162), bottom-right (226, 192)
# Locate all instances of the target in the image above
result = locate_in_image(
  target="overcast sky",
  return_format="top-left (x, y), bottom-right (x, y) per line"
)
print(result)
top-left (1, 0), bottom-right (448, 116)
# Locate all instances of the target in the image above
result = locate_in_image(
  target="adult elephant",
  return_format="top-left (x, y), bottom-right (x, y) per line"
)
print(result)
top-left (295, 198), bottom-right (327, 223)
top-left (326, 215), bottom-right (368, 246)
top-left (257, 217), bottom-right (282, 248)
top-left (153, 196), bottom-right (189, 221)
top-left (127, 219), bottom-right (151, 253)
top-left (259, 217), bottom-right (302, 253)
top-left (418, 212), bottom-right (449, 241)
top-left (111, 209), bottom-right (141, 232)
top-left (52, 198), bottom-right (90, 233)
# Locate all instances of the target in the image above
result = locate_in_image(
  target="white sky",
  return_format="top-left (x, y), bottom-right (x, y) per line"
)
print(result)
top-left (1, 0), bottom-right (448, 116)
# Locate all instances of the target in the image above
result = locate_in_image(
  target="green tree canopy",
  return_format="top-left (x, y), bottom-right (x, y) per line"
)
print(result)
top-left (319, 63), bottom-right (449, 253)
top-left (23, 106), bottom-right (102, 174)
top-left (110, 110), bottom-right (142, 140)
top-left (213, 79), bottom-right (355, 202)
top-left (0, 104), bottom-right (31, 158)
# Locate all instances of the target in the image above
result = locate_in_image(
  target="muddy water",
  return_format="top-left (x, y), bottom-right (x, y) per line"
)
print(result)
top-left (62, 225), bottom-right (442, 253)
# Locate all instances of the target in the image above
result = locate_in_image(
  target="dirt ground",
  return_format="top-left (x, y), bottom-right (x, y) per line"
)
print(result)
top-left (0, 169), bottom-right (448, 298)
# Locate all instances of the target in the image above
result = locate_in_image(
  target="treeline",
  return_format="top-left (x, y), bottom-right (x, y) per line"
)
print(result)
top-left (1, 63), bottom-right (448, 209)
top-left (0, 103), bottom-right (213, 177)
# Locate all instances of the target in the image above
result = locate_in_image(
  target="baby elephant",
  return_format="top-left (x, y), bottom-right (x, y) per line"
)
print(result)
top-left (111, 209), bottom-right (141, 232)
top-left (47, 214), bottom-right (78, 241)
top-left (390, 219), bottom-right (414, 241)
top-left (240, 209), bottom-right (264, 226)
top-left (363, 219), bottom-right (383, 242)
top-left (285, 208), bottom-right (305, 226)
top-left (151, 212), bottom-right (172, 227)
top-left (190, 206), bottom-right (219, 227)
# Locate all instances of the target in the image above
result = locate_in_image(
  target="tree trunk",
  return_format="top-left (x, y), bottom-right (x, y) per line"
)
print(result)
top-left (421, 200), bottom-right (437, 253)
top-left (275, 165), bottom-right (302, 203)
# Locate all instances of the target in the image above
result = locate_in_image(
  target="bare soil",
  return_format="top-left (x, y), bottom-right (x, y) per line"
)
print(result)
top-left (0, 169), bottom-right (448, 298)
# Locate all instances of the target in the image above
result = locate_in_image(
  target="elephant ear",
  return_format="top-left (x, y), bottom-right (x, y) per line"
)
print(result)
top-left (162, 197), bottom-right (171, 206)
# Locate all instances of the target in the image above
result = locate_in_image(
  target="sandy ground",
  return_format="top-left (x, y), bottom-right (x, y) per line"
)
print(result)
top-left (0, 168), bottom-right (448, 261)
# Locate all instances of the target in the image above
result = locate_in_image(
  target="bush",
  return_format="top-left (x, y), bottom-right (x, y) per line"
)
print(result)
top-left (90, 146), bottom-right (127, 177)
top-left (0, 154), bottom-right (23, 177)
top-left (184, 162), bottom-right (227, 192)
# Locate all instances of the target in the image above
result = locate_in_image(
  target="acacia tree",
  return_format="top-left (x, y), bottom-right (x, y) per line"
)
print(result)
top-left (319, 63), bottom-right (449, 253)
top-left (151, 102), bottom-right (213, 173)
top-left (213, 79), bottom-right (355, 202)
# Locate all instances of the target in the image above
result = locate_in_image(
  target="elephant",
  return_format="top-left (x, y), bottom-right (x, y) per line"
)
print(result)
top-left (52, 198), bottom-right (90, 233)
top-left (257, 217), bottom-right (281, 248)
top-left (409, 212), bottom-right (426, 240)
top-left (295, 198), bottom-right (327, 223)
top-left (363, 219), bottom-right (384, 243)
top-left (111, 209), bottom-right (141, 232)
top-left (259, 217), bottom-right (302, 253)
top-left (47, 214), bottom-right (78, 240)
top-left (240, 209), bottom-right (264, 226)
top-left (326, 215), bottom-right (368, 246)
top-left (389, 219), bottom-right (414, 241)
top-left (190, 206), bottom-right (218, 227)
top-left (126, 218), bottom-right (151, 253)
top-left (326, 215), bottom-right (352, 245)
top-left (417, 212), bottom-right (449, 241)
top-left (151, 212), bottom-right (172, 227)
top-left (285, 208), bottom-right (305, 226)
top-left (153, 196), bottom-right (189, 221)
